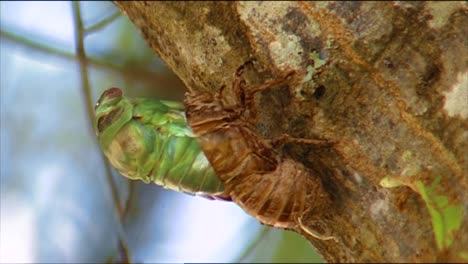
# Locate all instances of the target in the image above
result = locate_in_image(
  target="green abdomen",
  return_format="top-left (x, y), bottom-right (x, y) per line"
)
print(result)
top-left (151, 133), bottom-right (224, 196)
top-left (99, 99), bottom-right (226, 199)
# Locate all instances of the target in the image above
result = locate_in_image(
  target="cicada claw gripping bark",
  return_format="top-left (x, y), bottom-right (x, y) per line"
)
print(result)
top-left (185, 64), bottom-right (334, 240)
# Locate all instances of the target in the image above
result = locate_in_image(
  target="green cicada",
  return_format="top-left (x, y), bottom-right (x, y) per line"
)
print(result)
top-left (94, 87), bottom-right (228, 200)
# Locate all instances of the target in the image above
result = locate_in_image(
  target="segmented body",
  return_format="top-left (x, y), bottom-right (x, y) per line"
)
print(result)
top-left (184, 65), bottom-right (331, 229)
top-left (94, 88), bottom-right (227, 199)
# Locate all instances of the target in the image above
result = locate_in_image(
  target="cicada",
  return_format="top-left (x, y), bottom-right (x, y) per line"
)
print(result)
top-left (184, 63), bottom-right (333, 239)
top-left (94, 87), bottom-right (228, 200)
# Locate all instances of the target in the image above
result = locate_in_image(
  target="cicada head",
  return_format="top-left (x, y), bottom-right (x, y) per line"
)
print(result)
top-left (94, 88), bottom-right (133, 149)
top-left (95, 87), bottom-right (122, 111)
top-left (94, 87), bottom-right (156, 181)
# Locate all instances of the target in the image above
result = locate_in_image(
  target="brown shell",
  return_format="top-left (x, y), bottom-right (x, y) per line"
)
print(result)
top-left (231, 158), bottom-right (330, 228)
top-left (184, 65), bottom-right (331, 229)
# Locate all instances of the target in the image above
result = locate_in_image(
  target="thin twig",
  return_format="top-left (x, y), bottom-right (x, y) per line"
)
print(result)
top-left (1, 29), bottom-right (73, 60)
top-left (85, 10), bottom-right (122, 35)
top-left (121, 181), bottom-right (135, 220)
top-left (233, 225), bottom-right (272, 263)
top-left (71, 2), bottom-right (131, 263)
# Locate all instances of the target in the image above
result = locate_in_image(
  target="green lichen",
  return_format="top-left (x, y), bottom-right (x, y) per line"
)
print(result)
top-left (379, 176), bottom-right (406, 188)
top-left (309, 50), bottom-right (327, 68)
top-left (294, 51), bottom-right (328, 100)
top-left (460, 251), bottom-right (468, 261)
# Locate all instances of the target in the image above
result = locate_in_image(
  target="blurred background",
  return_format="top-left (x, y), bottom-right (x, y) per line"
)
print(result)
top-left (0, 1), bottom-right (323, 263)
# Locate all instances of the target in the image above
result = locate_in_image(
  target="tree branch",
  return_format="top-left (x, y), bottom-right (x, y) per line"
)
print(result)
top-left (114, 1), bottom-right (467, 262)
top-left (72, 2), bottom-right (131, 262)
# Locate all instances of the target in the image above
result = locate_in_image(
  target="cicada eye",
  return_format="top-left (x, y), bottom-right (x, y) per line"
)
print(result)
top-left (103, 87), bottom-right (123, 99)
top-left (95, 87), bottom-right (123, 111)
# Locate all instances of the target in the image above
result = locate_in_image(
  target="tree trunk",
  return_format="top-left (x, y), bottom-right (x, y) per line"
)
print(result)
top-left (114, 1), bottom-right (467, 262)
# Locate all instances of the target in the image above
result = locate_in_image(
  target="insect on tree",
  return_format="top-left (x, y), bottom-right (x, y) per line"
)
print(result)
top-left (94, 62), bottom-right (335, 240)
top-left (94, 86), bottom-right (229, 200)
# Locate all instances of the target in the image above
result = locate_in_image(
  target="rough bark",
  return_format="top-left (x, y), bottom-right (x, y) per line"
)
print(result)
top-left (114, 1), bottom-right (467, 262)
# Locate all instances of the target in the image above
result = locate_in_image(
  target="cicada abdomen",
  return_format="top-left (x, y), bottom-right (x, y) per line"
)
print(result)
top-left (184, 65), bottom-right (332, 231)
top-left (94, 88), bottom-right (228, 200)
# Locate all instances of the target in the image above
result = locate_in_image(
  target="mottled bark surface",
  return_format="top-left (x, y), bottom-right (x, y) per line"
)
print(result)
top-left (114, 1), bottom-right (467, 262)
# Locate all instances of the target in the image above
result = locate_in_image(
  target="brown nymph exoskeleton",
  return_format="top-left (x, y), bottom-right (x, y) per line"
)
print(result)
top-left (184, 62), bottom-right (334, 240)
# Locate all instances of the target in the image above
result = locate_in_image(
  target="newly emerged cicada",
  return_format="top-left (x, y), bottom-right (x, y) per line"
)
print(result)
top-left (184, 63), bottom-right (333, 238)
top-left (94, 87), bottom-right (228, 200)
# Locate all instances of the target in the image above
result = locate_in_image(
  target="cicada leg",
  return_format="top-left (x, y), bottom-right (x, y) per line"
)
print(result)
top-left (230, 65), bottom-right (337, 151)
top-left (230, 65), bottom-right (336, 150)
top-left (221, 61), bottom-right (298, 120)
top-left (269, 134), bottom-right (335, 149)
top-left (298, 215), bottom-right (337, 241)
top-left (244, 72), bottom-right (297, 119)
